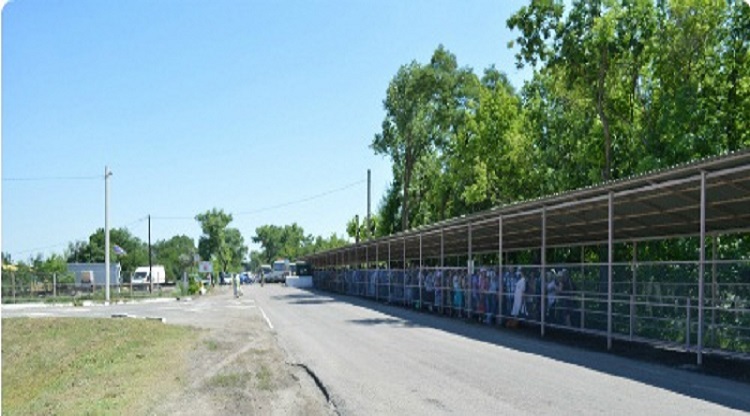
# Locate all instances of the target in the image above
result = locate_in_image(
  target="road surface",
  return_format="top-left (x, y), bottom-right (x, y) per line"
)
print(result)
top-left (3, 285), bottom-right (749, 415)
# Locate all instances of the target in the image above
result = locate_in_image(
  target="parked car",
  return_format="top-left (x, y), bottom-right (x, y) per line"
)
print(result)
top-left (239, 273), bottom-right (252, 284)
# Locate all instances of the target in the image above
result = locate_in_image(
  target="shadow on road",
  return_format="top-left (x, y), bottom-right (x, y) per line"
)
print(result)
top-left (347, 317), bottom-right (419, 327)
top-left (278, 287), bottom-right (750, 413)
top-left (271, 293), bottom-right (337, 305)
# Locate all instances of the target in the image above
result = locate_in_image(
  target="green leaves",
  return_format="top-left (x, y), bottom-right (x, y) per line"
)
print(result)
top-left (252, 223), bottom-right (310, 265)
top-left (371, 0), bottom-right (748, 237)
top-left (195, 209), bottom-right (246, 273)
top-left (373, 45), bottom-right (480, 231)
top-left (152, 235), bottom-right (196, 282)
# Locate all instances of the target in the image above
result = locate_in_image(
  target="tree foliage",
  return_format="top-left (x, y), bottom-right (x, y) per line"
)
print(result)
top-left (252, 223), bottom-right (310, 264)
top-left (195, 208), bottom-right (246, 273)
top-left (153, 235), bottom-right (196, 282)
top-left (372, 45), bottom-right (479, 231)
top-left (249, 223), bottom-right (347, 271)
top-left (371, 1), bottom-right (749, 234)
top-left (65, 228), bottom-right (148, 275)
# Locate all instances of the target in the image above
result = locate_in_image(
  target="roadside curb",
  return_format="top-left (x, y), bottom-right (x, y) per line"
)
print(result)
top-left (2, 296), bottom-right (188, 309)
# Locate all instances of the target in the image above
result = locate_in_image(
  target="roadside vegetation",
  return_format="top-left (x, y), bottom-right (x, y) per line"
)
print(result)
top-left (1, 318), bottom-right (198, 415)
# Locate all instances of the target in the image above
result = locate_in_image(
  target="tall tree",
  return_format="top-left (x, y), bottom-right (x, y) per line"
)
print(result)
top-left (195, 208), bottom-right (241, 274)
top-left (449, 67), bottom-right (533, 209)
top-left (721, 0), bottom-right (750, 151)
top-left (372, 61), bottom-right (432, 232)
top-left (153, 235), bottom-right (196, 282)
top-left (508, 0), bottom-right (656, 181)
top-left (223, 228), bottom-right (248, 273)
top-left (252, 223), bottom-right (312, 264)
top-left (373, 45), bottom-right (479, 231)
top-left (66, 228), bottom-right (148, 275)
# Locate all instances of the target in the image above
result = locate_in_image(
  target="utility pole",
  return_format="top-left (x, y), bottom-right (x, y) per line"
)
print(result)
top-left (149, 214), bottom-right (153, 293)
top-left (105, 166), bottom-right (112, 304)
top-left (367, 169), bottom-right (371, 240)
top-left (355, 214), bottom-right (360, 243)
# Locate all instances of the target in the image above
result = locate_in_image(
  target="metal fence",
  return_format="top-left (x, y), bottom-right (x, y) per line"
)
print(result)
top-left (1, 272), bottom-right (174, 304)
top-left (312, 260), bottom-right (750, 357)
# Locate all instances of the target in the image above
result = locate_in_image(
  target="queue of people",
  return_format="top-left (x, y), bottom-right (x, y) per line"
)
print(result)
top-left (313, 266), bottom-right (578, 328)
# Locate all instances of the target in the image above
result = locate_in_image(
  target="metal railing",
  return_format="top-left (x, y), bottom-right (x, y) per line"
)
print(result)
top-left (312, 260), bottom-right (750, 357)
top-left (1, 272), bottom-right (175, 304)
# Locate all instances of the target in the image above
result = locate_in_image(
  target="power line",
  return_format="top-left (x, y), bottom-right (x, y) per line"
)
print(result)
top-left (7, 179), bottom-right (366, 256)
top-left (122, 216), bottom-right (149, 228)
top-left (151, 179), bottom-right (367, 220)
top-left (3, 175), bottom-right (101, 182)
top-left (9, 241), bottom-right (72, 257)
top-left (234, 179), bottom-right (366, 216)
top-left (150, 215), bottom-right (195, 221)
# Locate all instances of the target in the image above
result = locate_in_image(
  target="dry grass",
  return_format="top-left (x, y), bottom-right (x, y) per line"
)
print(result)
top-left (2, 317), bottom-right (198, 415)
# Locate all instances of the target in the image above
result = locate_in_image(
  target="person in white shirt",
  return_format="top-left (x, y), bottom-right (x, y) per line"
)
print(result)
top-left (511, 268), bottom-right (526, 318)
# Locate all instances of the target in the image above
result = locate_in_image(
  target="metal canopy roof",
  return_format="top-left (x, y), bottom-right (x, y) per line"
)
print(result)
top-left (306, 149), bottom-right (750, 266)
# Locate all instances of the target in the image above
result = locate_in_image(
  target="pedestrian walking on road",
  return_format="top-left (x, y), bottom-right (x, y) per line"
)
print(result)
top-left (232, 273), bottom-right (240, 298)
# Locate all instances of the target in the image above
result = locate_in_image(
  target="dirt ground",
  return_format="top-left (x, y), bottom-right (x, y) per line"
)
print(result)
top-left (148, 287), bottom-right (337, 416)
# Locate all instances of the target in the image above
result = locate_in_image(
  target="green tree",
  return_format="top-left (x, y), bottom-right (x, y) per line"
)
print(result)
top-left (153, 235), bottom-right (196, 282)
top-left (720, 0), bottom-right (750, 151)
top-left (373, 45), bottom-right (480, 231)
top-left (66, 228), bottom-right (148, 276)
top-left (642, 0), bottom-right (745, 166)
top-left (224, 228), bottom-right (248, 273)
top-left (195, 209), bottom-right (246, 274)
top-left (372, 60), bottom-right (432, 232)
top-left (448, 67), bottom-right (534, 210)
top-left (508, 0), bottom-right (659, 182)
top-left (252, 225), bottom-right (284, 265)
top-left (252, 223), bottom-right (311, 264)
top-left (375, 179), bottom-right (403, 237)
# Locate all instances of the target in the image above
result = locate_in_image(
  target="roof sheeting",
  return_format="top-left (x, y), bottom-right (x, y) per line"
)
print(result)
top-left (307, 149), bottom-right (750, 266)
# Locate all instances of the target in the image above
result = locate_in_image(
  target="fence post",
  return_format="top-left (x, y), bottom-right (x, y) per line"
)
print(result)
top-left (53, 273), bottom-right (57, 298)
top-left (686, 297), bottom-right (691, 350)
top-left (580, 293), bottom-right (585, 330)
top-left (12, 272), bottom-right (16, 303)
top-left (630, 294), bottom-right (635, 341)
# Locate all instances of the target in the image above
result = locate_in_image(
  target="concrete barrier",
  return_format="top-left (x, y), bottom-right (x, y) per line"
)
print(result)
top-left (285, 276), bottom-right (313, 288)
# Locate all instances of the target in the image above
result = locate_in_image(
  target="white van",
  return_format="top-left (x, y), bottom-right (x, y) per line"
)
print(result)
top-left (131, 265), bottom-right (166, 285)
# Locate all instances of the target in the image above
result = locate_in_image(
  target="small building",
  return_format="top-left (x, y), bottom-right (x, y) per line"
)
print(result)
top-left (67, 263), bottom-right (122, 287)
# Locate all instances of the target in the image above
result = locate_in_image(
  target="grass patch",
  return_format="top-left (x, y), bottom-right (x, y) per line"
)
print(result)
top-left (256, 365), bottom-right (273, 391)
top-left (210, 371), bottom-right (252, 389)
top-left (2, 317), bottom-right (198, 415)
top-left (204, 339), bottom-right (220, 351)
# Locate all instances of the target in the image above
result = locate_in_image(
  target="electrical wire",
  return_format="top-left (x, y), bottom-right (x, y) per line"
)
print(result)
top-left (234, 179), bottom-right (365, 216)
top-left (3, 175), bottom-right (101, 182)
top-left (7, 179), bottom-right (365, 257)
top-left (151, 179), bottom-right (366, 220)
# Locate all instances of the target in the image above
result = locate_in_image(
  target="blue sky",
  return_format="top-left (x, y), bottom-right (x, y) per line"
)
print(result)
top-left (2, 0), bottom-right (533, 261)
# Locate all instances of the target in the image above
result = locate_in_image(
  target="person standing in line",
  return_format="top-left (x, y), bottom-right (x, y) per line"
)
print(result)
top-left (504, 268), bottom-right (516, 316)
top-left (558, 269), bottom-right (575, 326)
top-left (510, 268), bottom-right (527, 327)
top-left (546, 270), bottom-right (560, 323)
top-left (487, 270), bottom-right (499, 324)
top-left (453, 274), bottom-right (463, 318)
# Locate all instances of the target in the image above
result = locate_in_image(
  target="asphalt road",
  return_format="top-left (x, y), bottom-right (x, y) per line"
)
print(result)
top-left (3, 285), bottom-right (749, 415)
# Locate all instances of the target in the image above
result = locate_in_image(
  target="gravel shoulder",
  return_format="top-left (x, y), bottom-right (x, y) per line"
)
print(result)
top-left (147, 285), bottom-right (336, 416)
